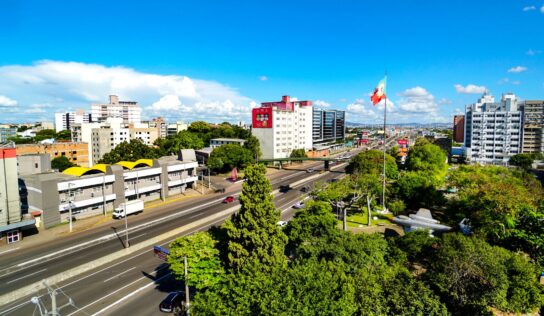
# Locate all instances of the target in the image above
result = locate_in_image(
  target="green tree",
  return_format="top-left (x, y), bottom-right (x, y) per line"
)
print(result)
top-left (243, 135), bottom-right (261, 160)
top-left (168, 231), bottom-right (225, 290)
top-left (509, 153), bottom-right (533, 171)
top-left (394, 171), bottom-right (444, 209)
top-left (405, 142), bottom-right (447, 175)
top-left (223, 164), bottom-right (287, 273)
top-left (346, 149), bottom-right (398, 179)
top-left (98, 139), bottom-right (159, 164)
top-left (290, 148), bottom-right (306, 158)
top-left (208, 144), bottom-right (253, 172)
top-left (55, 130), bottom-right (72, 141)
top-left (51, 156), bottom-right (75, 171)
top-left (188, 121), bottom-right (212, 134)
top-left (34, 129), bottom-right (57, 141)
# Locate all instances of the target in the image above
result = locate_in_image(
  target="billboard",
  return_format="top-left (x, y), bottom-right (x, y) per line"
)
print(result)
top-left (252, 107), bottom-right (273, 128)
top-left (398, 139), bottom-right (408, 145)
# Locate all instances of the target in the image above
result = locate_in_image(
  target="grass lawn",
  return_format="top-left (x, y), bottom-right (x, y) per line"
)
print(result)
top-left (337, 210), bottom-right (392, 228)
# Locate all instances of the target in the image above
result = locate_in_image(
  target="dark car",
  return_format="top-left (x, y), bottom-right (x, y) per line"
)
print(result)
top-left (300, 186), bottom-right (310, 193)
top-left (159, 291), bottom-right (183, 313)
top-left (279, 185), bottom-right (290, 193)
top-left (222, 196), bottom-right (235, 203)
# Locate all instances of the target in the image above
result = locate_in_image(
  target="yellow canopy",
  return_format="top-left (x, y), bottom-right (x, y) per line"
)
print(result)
top-left (116, 159), bottom-right (153, 170)
top-left (91, 164), bottom-right (109, 173)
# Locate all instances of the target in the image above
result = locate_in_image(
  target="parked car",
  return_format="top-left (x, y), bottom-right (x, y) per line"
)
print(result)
top-left (222, 196), bottom-right (235, 203)
top-left (159, 291), bottom-right (183, 313)
top-left (293, 201), bottom-right (305, 209)
top-left (306, 168), bottom-right (314, 173)
top-left (277, 220), bottom-right (288, 228)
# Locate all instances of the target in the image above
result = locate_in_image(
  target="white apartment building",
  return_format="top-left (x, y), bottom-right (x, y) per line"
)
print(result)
top-left (54, 109), bottom-right (92, 132)
top-left (91, 95), bottom-right (141, 124)
top-left (252, 95), bottom-right (313, 159)
top-left (91, 125), bottom-right (130, 164)
top-left (464, 92), bottom-right (523, 165)
top-left (167, 121), bottom-right (188, 137)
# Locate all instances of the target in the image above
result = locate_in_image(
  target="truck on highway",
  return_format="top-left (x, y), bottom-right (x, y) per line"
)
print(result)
top-left (112, 199), bottom-right (144, 219)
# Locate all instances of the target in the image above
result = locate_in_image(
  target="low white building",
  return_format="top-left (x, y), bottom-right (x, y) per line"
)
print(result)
top-left (209, 138), bottom-right (246, 149)
top-left (251, 95), bottom-right (313, 159)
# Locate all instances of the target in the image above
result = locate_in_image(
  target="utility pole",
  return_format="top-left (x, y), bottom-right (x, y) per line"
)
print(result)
top-left (184, 256), bottom-right (190, 316)
top-left (67, 182), bottom-right (74, 233)
top-left (124, 202), bottom-right (129, 248)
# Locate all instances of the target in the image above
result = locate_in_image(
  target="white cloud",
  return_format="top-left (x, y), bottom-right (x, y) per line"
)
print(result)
top-left (507, 66), bottom-right (527, 73)
top-left (313, 100), bottom-right (331, 108)
top-left (0, 95), bottom-right (17, 107)
top-left (438, 98), bottom-right (452, 105)
top-left (523, 5), bottom-right (536, 11)
top-left (259, 76), bottom-right (268, 81)
top-left (511, 80), bottom-right (521, 85)
top-left (454, 84), bottom-right (487, 94)
top-left (397, 86), bottom-right (437, 113)
top-left (0, 60), bottom-right (256, 123)
top-left (526, 49), bottom-right (542, 55)
top-left (454, 108), bottom-right (464, 115)
top-left (541, 5), bottom-right (544, 13)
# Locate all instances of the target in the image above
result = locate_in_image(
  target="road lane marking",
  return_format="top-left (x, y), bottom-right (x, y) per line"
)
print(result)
top-left (103, 267), bottom-right (136, 283)
top-left (92, 272), bottom-right (172, 316)
top-left (130, 233), bottom-right (147, 240)
top-left (0, 247), bottom-right (19, 256)
top-left (6, 268), bottom-right (46, 284)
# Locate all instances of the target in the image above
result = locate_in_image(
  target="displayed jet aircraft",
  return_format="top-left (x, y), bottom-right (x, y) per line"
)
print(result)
top-left (392, 208), bottom-right (452, 234)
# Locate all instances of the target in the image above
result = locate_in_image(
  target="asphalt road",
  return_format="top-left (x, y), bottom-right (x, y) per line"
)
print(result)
top-left (0, 163), bottom-right (346, 316)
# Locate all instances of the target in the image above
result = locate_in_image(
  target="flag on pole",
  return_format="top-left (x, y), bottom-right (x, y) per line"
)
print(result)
top-left (370, 76), bottom-right (387, 105)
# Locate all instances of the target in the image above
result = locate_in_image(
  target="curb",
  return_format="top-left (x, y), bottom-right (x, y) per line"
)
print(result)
top-left (0, 205), bottom-right (239, 307)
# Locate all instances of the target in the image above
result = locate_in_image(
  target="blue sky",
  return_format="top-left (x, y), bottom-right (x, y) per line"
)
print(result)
top-left (0, 0), bottom-right (543, 124)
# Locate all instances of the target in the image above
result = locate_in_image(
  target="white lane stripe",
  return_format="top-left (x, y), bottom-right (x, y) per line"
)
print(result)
top-left (130, 233), bottom-right (147, 240)
top-left (13, 196), bottom-right (228, 269)
top-left (103, 267), bottom-right (136, 283)
top-left (92, 272), bottom-right (172, 316)
top-left (0, 247), bottom-right (19, 256)
top-left (6, 268), bottom-right (47, 284)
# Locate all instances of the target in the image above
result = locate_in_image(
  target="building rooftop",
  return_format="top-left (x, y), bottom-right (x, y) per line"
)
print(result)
top-left (210, 138), bottom-right (246, 142)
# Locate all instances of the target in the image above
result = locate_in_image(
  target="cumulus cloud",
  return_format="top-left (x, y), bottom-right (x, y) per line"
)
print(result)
top-left (0, 60), bottom-right (256, 123)
top-left (313, 100), bottom-right (331, 108)
top-left (526, 49), bottom-right (542, 56)
top-left (259, 76), bottom-right (268, 81)
top-left (454, 84), bottom-right (487, 94)
top-left (523, 5), bottom-right (536, 11)
top-left (0, 95), bottom-right (17, 107)
top-left (397, 87), bottom-right (437, 113)
top-left (438, 98), bottom-right (452, 105)
top-left (508, 66), bottom-right (527, 73)
top-left (541, 5), bottom-right (544, 13)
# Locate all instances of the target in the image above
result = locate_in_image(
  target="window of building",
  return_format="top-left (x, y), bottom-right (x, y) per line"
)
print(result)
top-left (7, 230), bottom-right (20, 244)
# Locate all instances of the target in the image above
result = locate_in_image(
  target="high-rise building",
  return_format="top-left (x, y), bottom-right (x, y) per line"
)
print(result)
top-left (453, 115), bottom-right (465, 143)
top-left (464, 92), bottom-right (522, 165)
top-left (0, 127), bottom-right (17, 142)
top-left (312, 108), bottom-right (346, 145)
top-left (251, 95), bottom-right (313, 159)
top-left (148, 117), bottom-right (168, 138)
top-left (54, 109), bottom-right (92, 133)
top-left (91, 125), bottom-right (130, 164)
top-left (1, 144), bottom-right (35, 244)
top-left (520, 100), bottom-right (544, 153)
top-left (91, 95), bottom-right (141, 124)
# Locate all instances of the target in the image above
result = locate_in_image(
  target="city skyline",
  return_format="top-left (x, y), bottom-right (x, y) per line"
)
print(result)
top-left (0, 0), bottom-right (543, 124)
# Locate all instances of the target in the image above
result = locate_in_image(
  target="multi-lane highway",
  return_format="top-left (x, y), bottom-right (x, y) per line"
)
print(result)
top-left (0, 152), bottom-right (353, 315)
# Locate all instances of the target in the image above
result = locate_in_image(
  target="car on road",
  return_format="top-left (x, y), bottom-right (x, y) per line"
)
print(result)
top-left (277, 220), bottom-right (288, 228)
top-left (279, 185), bottom-right (290, 193)
top-left (306, 168), bottom-right (314, 173)
top-left (293, 201), bottom-right (305, 209)
top-left (222, 196), bottom-right (235, 203)
top-left (300, 186), bottom-right (310, 193)
top-left (159, 291), bottom-right (183, 313)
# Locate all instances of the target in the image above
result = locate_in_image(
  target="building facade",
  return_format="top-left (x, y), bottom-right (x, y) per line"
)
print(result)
top-left (312, 108), bottom-right (346, 146)
top-left (17, 154), bottom-right (51, 176)
top-left (0, 127), bottom-right (17, 142)
top-left (54, 109), bottom-right (92, 133)
top-left (91, 95), bottom-right (141, 124)
top-left (16, 142), bottom-right (90, 167)
top-left (464, 93), bottom-right (522, 165)
top-left (20, 155), bottom-right (198, 229)
top-left (167, 121), bottom-right (188, 137)
top-left (148, 117), bottom-right (168, 139)
top-left (520, 100), bottom-right (544, 153)
top-left (1, 144), bottom-right (35, 245)
top-left (453, 115), bottom-right (465, 143)
top-left (251, 95), bottom-right (313, 159)
top-left (209, 138), bottom-right (246, 149)
top-left (91, 126), bottom-right (130, 164)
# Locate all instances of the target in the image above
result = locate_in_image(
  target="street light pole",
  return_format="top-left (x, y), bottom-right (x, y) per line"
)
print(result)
top-left (184, 256), bottom-right (190, 315)
top-left (67, 183), bottom-right (74, 233)
top-left (124, 202), bottom-right (129, 248)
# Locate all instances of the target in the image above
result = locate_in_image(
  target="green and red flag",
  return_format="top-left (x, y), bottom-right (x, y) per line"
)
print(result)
top-left (370, 76), bottom-right (387, 105)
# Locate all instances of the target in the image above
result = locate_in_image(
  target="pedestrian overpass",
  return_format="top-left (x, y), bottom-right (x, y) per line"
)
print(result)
top-left (257, 157), bottom-right (351, 171)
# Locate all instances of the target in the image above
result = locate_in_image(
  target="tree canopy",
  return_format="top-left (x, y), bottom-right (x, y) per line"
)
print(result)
top-left (346, 149), bottom-right (398, 179)
top-left (98, 139), bottom-right (159, 164)
top-left (208, 144), bottom-right (254, 172)
top-left (405, 141), bottom-right (447, 176)
top-left (51, 156), bottom-right (75, 171)
top-left (509, 153), bottom-right (533, 171)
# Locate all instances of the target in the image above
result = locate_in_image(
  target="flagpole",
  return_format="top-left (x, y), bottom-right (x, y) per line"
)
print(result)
top-left (382, 95), bottom-right (387, 212)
